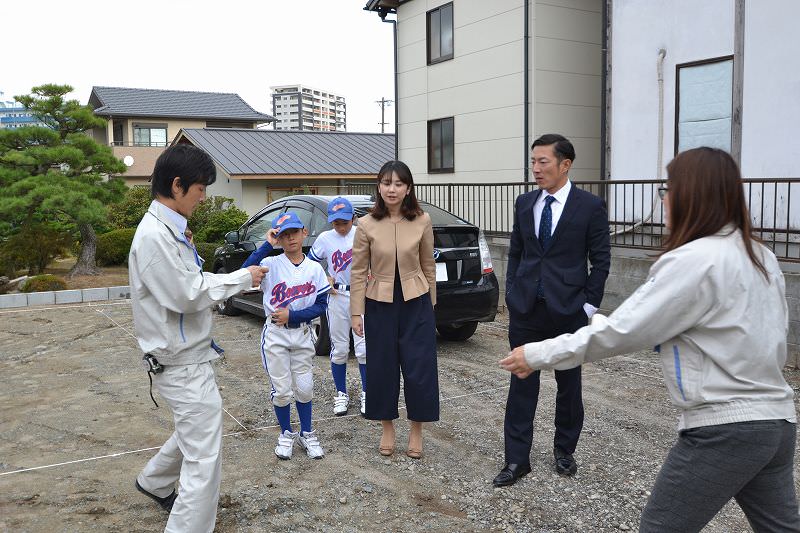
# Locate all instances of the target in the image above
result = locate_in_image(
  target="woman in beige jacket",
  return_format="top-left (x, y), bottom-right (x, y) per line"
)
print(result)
top-left (351, 160), bottom-right (439, 459)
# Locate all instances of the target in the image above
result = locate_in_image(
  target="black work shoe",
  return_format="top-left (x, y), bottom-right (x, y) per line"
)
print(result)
top-left (135, 480), bottom-right (177, 512)
top-left (492, 463), bottom-right (532, 487)
top-left (554, 449), bottom-right (578, 477)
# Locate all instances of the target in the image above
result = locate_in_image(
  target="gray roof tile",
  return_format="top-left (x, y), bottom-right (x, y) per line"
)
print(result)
top-left (89, 86), bottom-right (274, 122)
top-left (178, 128), bottom-right (395, 175)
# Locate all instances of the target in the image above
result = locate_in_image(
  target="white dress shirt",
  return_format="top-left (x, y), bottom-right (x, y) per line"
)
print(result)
top-left (532, 180), bottom-right (597, 318)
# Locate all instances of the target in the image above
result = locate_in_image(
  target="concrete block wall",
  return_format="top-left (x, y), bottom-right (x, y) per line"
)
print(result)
top-left (485, 237), bottom-right (800, 368)
top-left (0, 286), bottom-right (131, 309)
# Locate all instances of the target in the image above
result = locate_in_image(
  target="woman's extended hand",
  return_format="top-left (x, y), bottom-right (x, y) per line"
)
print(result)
top-left (499, 346), bottom-right (534, 379)
top-left (351, 315), bottom-right (364, 337)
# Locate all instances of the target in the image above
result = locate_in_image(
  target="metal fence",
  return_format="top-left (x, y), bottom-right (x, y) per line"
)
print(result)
top-left (340, 179), bottom-right (800, 262)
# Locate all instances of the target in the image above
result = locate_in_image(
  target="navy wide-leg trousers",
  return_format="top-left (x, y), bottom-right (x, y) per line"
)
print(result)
top-left (364, 278), bottom-right (439, 422)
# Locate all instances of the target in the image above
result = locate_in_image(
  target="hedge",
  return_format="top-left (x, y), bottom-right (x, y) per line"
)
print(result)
top-left (96, 228), bottom-right (137, 266)
top-left (21, 274), bottom-right (67, 293)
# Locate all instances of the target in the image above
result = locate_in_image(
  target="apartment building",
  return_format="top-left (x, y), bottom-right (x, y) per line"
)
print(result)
top-left (271, 85), bottom-right (347, 131)
top-left (0, 91), bottom-right (48, 129)
top-left (364, 0), bottom-right (603, 184)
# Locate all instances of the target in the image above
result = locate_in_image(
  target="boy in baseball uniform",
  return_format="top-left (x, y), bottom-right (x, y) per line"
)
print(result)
top-left (308, 197), bottom-right (367, 416)
top-left (242, 211), bottom-right (330, 459)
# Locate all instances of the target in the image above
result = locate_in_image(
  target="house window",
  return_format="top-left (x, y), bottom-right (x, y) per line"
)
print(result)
top-left (675, 56), bottom-right (734, 153)
top-left (427, 3), bottom-right (454, 65)
top-left (428, 117), bottom-right (454, 173)
top-left (133, 124), bottom-right (168, 147)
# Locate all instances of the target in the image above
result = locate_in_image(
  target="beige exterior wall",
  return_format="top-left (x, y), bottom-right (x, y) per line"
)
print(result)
top-left (395, 0), bottom-right (602, 184)
top-left (534, 0), bottom-right (602, 181)
top-left (112, 145), bottom-right (165, 181)
top-left (93, 117), bottom-right (261, 185)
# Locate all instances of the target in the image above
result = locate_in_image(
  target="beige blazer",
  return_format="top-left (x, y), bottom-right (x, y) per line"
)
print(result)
top-left (350, 212), bottom-right (437, 315)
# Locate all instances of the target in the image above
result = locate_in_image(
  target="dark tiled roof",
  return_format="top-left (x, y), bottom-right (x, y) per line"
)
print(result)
top-left (89, 86), bottom-right (274, 122)
top-left (178, 128), bottom-right (395, 175)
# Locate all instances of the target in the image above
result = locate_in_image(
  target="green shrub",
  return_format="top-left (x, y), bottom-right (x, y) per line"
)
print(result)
top-left (194, 242), bottom-right (221, 272)
top-left (96, 228), bottom-right (136, 266)
top-left (189, 196), bottom-right (248, 243)
top-left (108, 186), bottom-right (151, 230)
top-left (21, 274), bottom-right (67, 293)
top-left (0, 222), bottom-right (73, 276)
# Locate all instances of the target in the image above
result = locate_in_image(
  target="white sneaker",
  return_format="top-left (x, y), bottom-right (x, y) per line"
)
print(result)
top-left (275, 430), bottom-right (298, 460)
top-left (333, 391), bottom-right (349, 416)
top-left (360, 390), bottom-right (366, 416)
top-left (298, 430), bottom-right (325, 459)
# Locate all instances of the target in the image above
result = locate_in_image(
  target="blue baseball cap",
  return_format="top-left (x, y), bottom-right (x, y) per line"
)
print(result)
top-left (272, 211), bottom-right (305, 236)
top-left (327, 197), bottom-right (354, 222)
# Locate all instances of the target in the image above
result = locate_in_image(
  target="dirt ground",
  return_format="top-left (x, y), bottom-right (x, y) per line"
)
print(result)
top-left (1, 301), bottom-right (799, 533)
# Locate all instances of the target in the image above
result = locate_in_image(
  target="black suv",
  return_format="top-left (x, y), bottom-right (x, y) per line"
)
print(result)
top-left (212, 195), bottom-right (498, 352)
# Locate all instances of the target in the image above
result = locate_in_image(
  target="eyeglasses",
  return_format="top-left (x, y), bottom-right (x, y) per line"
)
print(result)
top-left (657, 186), bottom-right (668, 200)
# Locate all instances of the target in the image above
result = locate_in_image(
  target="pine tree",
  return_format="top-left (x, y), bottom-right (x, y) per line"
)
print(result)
top-left (0, 84), bottom-right (126, 276)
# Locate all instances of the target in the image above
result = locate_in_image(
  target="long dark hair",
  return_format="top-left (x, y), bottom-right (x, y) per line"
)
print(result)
top-left (661, 147), bottom-right (767, 278)
top-left (370, 160), bottom-right (423, 220)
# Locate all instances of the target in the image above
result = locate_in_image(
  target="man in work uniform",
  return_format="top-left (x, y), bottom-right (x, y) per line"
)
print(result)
top-left (129, 144), bottom-right (266, 533)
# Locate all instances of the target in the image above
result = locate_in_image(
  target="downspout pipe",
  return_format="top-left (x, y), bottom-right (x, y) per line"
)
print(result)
top-left (523, 0), bottom-right (530, 182)
top-left (610, 48), bottom-right (668, 238)
top-left (656, 48), bottom-right (666, 180)
top-left (379, 11), bottom-right (399, 160)
top-left (600, 0), bottom-right (608, 183)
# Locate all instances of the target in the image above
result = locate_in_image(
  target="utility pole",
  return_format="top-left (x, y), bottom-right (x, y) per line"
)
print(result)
top-left (376, 97), bottom-right (394, 133)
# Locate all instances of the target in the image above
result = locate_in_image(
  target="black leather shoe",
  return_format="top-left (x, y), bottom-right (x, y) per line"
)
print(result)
top-left (492, 463), bottom-right (532, 487)
top-left (135, 480), bottom-right (177, 512)
top-left (554, 449), bottom-right (577, 476)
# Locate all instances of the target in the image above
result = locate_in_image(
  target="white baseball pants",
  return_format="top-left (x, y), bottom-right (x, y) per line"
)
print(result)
top-left (260, 322), bottom-right (315, 406)
top-left (137, 361), bottom-right (222, 533)
top-left (327, 292), bottom-right (365, 365)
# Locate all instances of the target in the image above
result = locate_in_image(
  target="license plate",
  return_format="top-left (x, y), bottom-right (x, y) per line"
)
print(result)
top-left (435, 262), bottom-right (448, 281)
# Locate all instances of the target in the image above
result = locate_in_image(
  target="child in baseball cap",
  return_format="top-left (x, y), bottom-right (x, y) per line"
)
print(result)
top-left (241, 210), bottom-right (331, 460)
top-left (308, 197), bottom-right (367, 417)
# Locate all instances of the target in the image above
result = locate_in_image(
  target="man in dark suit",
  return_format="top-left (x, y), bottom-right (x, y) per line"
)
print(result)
top-left (493, 134), bottom-right (611, 487)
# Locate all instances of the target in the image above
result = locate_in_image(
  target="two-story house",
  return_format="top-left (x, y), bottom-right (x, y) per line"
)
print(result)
top-left (88, 86), bottom-right (274, 185)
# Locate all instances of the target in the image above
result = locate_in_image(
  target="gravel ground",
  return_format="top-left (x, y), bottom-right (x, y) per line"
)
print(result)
top-left (1, 300), bottom-right (799, 532)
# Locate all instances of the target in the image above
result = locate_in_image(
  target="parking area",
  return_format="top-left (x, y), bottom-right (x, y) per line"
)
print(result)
top-left (1, 300), bottom-right (798, 532)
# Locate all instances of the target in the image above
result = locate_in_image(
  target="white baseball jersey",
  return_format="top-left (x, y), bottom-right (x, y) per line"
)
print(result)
top-left (309, 227), bottom-right (365, 365)
top-left (309, 228), bottom-right (355, 286)
top-left (259, 254), bottom-right (330, 315)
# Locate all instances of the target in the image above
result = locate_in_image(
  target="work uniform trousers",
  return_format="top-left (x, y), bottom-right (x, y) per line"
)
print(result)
top-left (504, 300), bottom-right (587, 465)
top-left (327, 290), bottom-right (366, 365)
top-left (364, 277), bottom-right (439, 422)
top-left (138, 361), bottom-right (222, 533)
top-left (640, 419), bottom-right (800, 532)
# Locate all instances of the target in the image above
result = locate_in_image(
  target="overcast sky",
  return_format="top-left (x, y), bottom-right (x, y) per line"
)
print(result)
top-left (1, 0), bottom-right (396, 133)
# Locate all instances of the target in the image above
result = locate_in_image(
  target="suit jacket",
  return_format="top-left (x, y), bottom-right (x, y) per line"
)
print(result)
top-left (505, 186), bottom-right (611, 321)
top-left (350, 212), bottom-right (437, 316)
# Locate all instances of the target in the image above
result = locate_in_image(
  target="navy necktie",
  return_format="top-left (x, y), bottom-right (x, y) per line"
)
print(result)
top-left (537, 195), bottom-right (556, 299)
top-left (539, 195), bottom-right (556, 250)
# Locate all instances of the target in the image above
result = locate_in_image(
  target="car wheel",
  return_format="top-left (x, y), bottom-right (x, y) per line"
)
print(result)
top-left (215, 267), bottom-right (242, 316)
top-left (436, 321), bottom-right (479, 341)
top-left (313, 314), bottom-right (331, 357)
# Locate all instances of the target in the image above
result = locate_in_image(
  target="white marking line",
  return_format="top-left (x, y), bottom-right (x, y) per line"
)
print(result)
top-left (223, 407), bottom-right (248, 431)
top-left (0, 372), bottom-right (610, 477)
top-left (0, 300), bottom-right (131, 315)
top-left (90, 310), bottom-right (250, 431)
top-left (95, 309), bottom-right (137, 340)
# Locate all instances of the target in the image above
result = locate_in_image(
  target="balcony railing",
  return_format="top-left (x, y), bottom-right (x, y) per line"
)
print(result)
top-left (110, 141), bottom-right (168, 148)
top-left (339, 178), bottom-right (800, 262)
